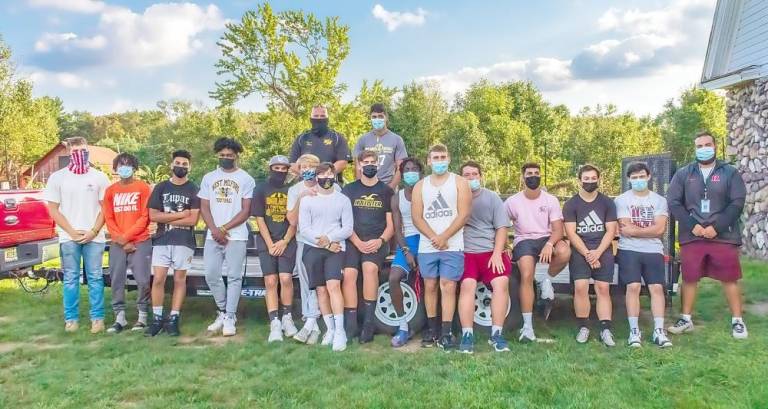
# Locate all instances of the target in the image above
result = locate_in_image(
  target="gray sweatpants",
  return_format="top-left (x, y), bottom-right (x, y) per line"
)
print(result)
top-left (295, 241), bottom-right (320, 319)
top-left (109, 239), bottom-right (152, 313)
top-left (203, 239), bottom-right (247, 315)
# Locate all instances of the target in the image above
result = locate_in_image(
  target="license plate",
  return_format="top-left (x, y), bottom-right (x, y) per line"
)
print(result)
top-left (4, 247), bottom-right (17, 263)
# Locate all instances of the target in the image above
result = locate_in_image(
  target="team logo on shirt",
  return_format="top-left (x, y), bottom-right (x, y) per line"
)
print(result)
top-left (212, 179), bottom-right (240, 204)
top-left (113, 192), bottom-right (140, 212)
top-left (265, 192), bottom-right (288, 222)
top-left (354, 193), bottom-right (383, 209)
top-left (425, 192), bottom-right (453, 219)
top-left (323, 138), bottom-right (333, 145)
top-left (629, 205), bottom-right (655, 228)
top-left (576, 210), bottom-right (604, 234)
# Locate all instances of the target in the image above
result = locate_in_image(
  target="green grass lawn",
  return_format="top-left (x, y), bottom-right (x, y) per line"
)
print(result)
top-left (1, 260), bottom-right (766, 408)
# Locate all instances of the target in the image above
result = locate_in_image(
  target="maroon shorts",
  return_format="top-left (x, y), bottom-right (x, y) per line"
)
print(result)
top-left (462, 251), bottom-right (511, 287)
top-left (680, 241), bottom-right (742, 283)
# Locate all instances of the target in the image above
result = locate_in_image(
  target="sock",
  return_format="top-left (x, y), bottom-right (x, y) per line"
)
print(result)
top-left (462, 327), bottom-right (473, 336)
top-left (152, 306), bottom-right (163, 317)
top-left (115, 311), bottom-right (127, 326)
top-left (441, 321), bottom-right (452, 336)
top-left (491, 325), bottom-right (503, 335)
top-left (628, 316), bottom-right (639, 331)
top-left (398, 314), bottom-right (409, 332)
top-left (268, 310), bottom-right (279, 322)
top-left (731, 316), bottom-right (743, 324)
top-left (322, 314), bottom-right (334, 332)
top-left (344, 308), bottom-right (358, 337)
top-left (681, 314), bottom-right (692, 323)
top-left (170, 310), bottom-right (179, 317)
top-left (362, 300), bottom-right (376, 326)
top-left (333, 314), bottom-right (345, 334)
top-left (653, 317), bottom-right (664, 330)
top-left (280, 305), bottom-right (292, 318)
top-left (306, 317), bottom-right (318, 331)
top-left (137, 311), bottom-right (148, 324)
top-left (428, 316), bottom-right (440, 335)
top-left (600, 320), bottom-right (612, 332)
top-left (577, 317), bottom-right (589, 329)
top-left (522, 312), bottom-right (533, 329)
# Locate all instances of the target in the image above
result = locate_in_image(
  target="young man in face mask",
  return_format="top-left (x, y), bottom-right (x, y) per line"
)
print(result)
top-left (341, 150), bottom-right (395, 343)
top-left (388, 157), bottom-right (423, 347)
top-left (146, 150), bottom-right (200, 337)
top-left (198, 137), bottom-right (255, 337)
top-left (102, 153), bottom-right (152, 334)
top-left (563, 164), bottom-right (618, 346)
top-left (43, 137), bottom-right (110, 334)
top-left (667, 131), bottom-right (748, 339)
top-left (505, 162), bottom-right (570, 342)
top-left (298, 163), bottom-right (354, 351)
top-left (252, 155), bottom-right (298, 342)
top-left (289, 105), bottom-right (351, 179)
top-left (614, 162), bottom-right (672, 348)
top-left (411, 144), bottom-right (472, 351)
top-left (353, 103), bottom-right (408, 190)
top-left (457, 161), bottom-right (511, 353)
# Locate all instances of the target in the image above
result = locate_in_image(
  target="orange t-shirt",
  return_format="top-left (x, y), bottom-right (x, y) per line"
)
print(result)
top-left (102, 179), bottom-right (151, 243)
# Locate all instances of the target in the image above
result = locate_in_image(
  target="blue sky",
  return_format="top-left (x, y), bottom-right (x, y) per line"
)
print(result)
top-left (1, 0), bottom-right (717, 115)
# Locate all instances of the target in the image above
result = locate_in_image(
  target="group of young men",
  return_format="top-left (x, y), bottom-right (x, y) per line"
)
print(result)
top-left (44, 103), bottom-right (749, 353)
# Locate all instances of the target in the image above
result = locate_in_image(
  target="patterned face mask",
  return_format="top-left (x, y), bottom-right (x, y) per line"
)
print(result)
top-left (68, 149), bottom-right (89, 175)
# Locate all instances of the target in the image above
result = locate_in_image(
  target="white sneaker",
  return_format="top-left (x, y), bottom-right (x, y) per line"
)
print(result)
top-left (600, 329), bottom-right (616, 347)
top-left (540, 278), bottom-right (555, 301)
top-left (732, 322), bottom-right (748, 339)
top-left (207, 312), bottom-right (225, 333)
top-left (332, 331), bottom-right (347, 352)
top-left (321, 329), bottom-right (335, 346)
top-left (518, 327), bottom-right (537, 343)
top-left (222, 315), bottom-right (237, 337)
top-left (667, 318), bottom-right (694, 335)
top-left (576, 327), bottom-right (590, 344)
top-left (268, 319), bottom-right (283, 343)
top-left (652, 329), bottom-right (673, 348)
top-left (627, 328), bottom-right (642, 348)
top-left (306, 328), bottom-right (321, 345)
top-left (282, 315), bottom-right (299, 337)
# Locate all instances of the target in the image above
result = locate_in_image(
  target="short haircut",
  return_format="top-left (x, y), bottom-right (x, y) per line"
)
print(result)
top-left (521, 162), bottom-right (540, 174)
top-left (428, 143), bottom-right (448, 156)
top-left (213, 137), bottom-right (243, 154)
top-left (399, 157), bottom-right (423, 174)
top-left (460, 160), bottom-right (482, 175)
top-left (172, 150), bottom-right (191, 161)
top-left (297, 153), bottom-right (320, 167)
top-left (694, 130), bottom-right (716, 144)
top-left (357, 150), bottom-right (377, 163)
top-left (626, 162), bottom-right (651, 178)
top-left (370, 103), bottom-right (386, 114)
top-left (578, 164), bottom-right (601, 179)
top-left (65, 137), bottom-right (87, 148)
top-left (113, 152), bottom-right (139, 171)
top-left (316, 162), bottom-right (335, 175)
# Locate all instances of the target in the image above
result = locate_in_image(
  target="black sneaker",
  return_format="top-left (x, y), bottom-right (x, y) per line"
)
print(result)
top-left (420, 328), bottom-right (437, 348)
top-left (145, 316), bottom-right (164, 337)
top-left (438, 334), bottom-right (455, 352)
top-left (165, 315), bottom-right (180, 337)
top-left (359, 322), bottom-right (375, 344)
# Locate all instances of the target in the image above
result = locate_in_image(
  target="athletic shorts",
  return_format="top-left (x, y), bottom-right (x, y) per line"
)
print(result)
top-left (569, 245), bottom-right (614, 283)
top-left (680, 241), bottom-right (742, 283)
top-left (302, 246), bottom-right (345, 289)
top-left (417, 251), bottom-right (464, 282)
top-left (151, 245), bottom-right (194, 271)
top-left (462, 251), bottom-right (511, 287)
top-left (344, 239), bottom-right (390, 270)
top-left (391, 234), bottom-right (420, 279)
top-left (616, 249), bottom-right (665, 286)
top-left (513, 236), bottom-right (550, 261)
top-left (257, 237), bottom-right (297, 275)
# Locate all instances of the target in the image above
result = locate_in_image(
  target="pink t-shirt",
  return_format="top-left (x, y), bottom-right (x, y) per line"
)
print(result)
top-left (504, 190), bottom-right (563, 245)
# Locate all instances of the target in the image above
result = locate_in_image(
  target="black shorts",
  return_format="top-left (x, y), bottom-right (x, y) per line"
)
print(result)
top-left (617, 250), bottom-right (665, 286)
top-left (344, 240), bottom-right (390, 270)
top-left (302, 246), bottom-right (345, 289)
top-left (256, 237), bottom-right (297, 276)
top-left (569, 245), bottom-right (614, 283)
top-left (513, 236), bottom-right (550, 261)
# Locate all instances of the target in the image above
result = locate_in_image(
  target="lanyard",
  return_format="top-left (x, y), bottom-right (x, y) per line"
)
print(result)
top-left (698, 166), bottom-right (716, 200)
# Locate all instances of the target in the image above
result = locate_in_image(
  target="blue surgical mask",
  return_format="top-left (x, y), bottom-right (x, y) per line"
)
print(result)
top-left (117, 165), bottom-right (134, 179)
top-left (371, 118), bottom-right (386, 130)
top-left (302, 169), bottom-right (316, 181)
top-left (431, 161), bottom-right (449, 175)
top-left (695, 146), bottom-right (715, 162)
top-left (403, 171), bottom-right (420, 186)
top-left (468, 179), bottom-right (481, 191)
top-left (630, 179), bottom-right (648, 192)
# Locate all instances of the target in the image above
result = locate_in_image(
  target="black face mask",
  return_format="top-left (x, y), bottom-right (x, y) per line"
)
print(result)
top-left (582, 182), bottom-right (599, 193)
top-left (310, 118), bottom-right (329, 135)
top-left (172, 166), bottom-right (189, 178)
top-left (317, 177), bottom-right (335, 190)
top-left (362, 165), bottom-right (378, 178)
top-left (524, 175), bottom-right (541, 190)
top-left (219, 158), bottom-right (235, 170)
top-left (268, 170), bottom-right (287, 187)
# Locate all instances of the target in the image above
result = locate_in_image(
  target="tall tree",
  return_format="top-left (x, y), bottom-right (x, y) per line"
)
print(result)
top-left (389, 82), bottom-right (448, 161)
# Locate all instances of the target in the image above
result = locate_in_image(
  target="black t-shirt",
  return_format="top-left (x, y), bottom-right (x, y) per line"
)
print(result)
top-left (251, 181), bottom-right (291, 242)
top-left (289, 130), bottom-right (351, 164)
top-left (563, 192), bottom-right (617, 248)
top-left (342, 180), bottom-right (393, 240)
top-left (148, 180), bottom-right (200, 249)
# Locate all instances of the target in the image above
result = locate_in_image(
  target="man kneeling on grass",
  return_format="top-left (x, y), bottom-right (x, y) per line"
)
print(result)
top-left (298, 163), bottom-right (353, 351)
top-left (614, 162), bottom-right (672, 348)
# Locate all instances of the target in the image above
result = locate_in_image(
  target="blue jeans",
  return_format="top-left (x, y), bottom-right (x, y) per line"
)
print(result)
top-left (60, 241), bottom-right (106, 321)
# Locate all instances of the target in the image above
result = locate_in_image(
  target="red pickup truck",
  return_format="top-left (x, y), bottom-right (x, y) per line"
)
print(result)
top-left (0, 190), bottom-right (59, 277)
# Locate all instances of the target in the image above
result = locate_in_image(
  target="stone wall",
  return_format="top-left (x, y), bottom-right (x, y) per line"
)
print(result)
top-left (726, 77), bottom-right (768, 260)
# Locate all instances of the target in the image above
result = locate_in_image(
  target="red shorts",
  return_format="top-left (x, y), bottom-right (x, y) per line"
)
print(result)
top-left (462, 251), bottom-right (511, 287)
top-left (680, 241), bottom-right (742, 283)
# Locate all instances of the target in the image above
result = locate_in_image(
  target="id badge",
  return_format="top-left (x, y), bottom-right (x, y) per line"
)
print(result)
top-left (701, 199), bottom-right (711, 214)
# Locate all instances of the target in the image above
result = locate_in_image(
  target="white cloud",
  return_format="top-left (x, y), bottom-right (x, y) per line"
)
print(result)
top-left (34, 32), bottom-right (106, 52)
top-left (162, 82), bottom-right (185, 98)
top-left (28, 0), bottom-right (106, 14)
top-left (28, 70), bottom-right (92, 88)
top-left (371, 4), bottom-right (427, 31)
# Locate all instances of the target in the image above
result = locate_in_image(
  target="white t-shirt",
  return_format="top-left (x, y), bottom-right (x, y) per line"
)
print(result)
top-left (198, 168), bottom-right (256, 241)
top-left (614, 190), bottom-right (668, 254)
top-left (287, 181), bottom-right (341, 244)
top-left (43, 167), bottom-right (110, 243)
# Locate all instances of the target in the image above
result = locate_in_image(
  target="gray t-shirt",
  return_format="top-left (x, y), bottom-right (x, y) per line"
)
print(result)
top-left (353, 130), bottom-right (407, 184)
top-left (464, 188), bottom-right (509, 253)
top-left (614, 190), bottom-right (668, 254)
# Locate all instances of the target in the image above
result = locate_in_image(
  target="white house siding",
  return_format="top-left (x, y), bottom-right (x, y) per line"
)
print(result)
top-left (727, 0), bottom-right (768, 73)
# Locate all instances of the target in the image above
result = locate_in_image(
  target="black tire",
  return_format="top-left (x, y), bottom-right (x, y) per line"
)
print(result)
top-left (373, 265), bottom-right (426, 335)
top-left (472, 264), bottom-right (522, 334)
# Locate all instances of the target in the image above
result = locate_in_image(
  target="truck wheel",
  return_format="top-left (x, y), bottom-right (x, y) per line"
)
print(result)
top-left (373, 280), bottom-right (426, 335)
top-left (472, 273), bottom-right (522, 334)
